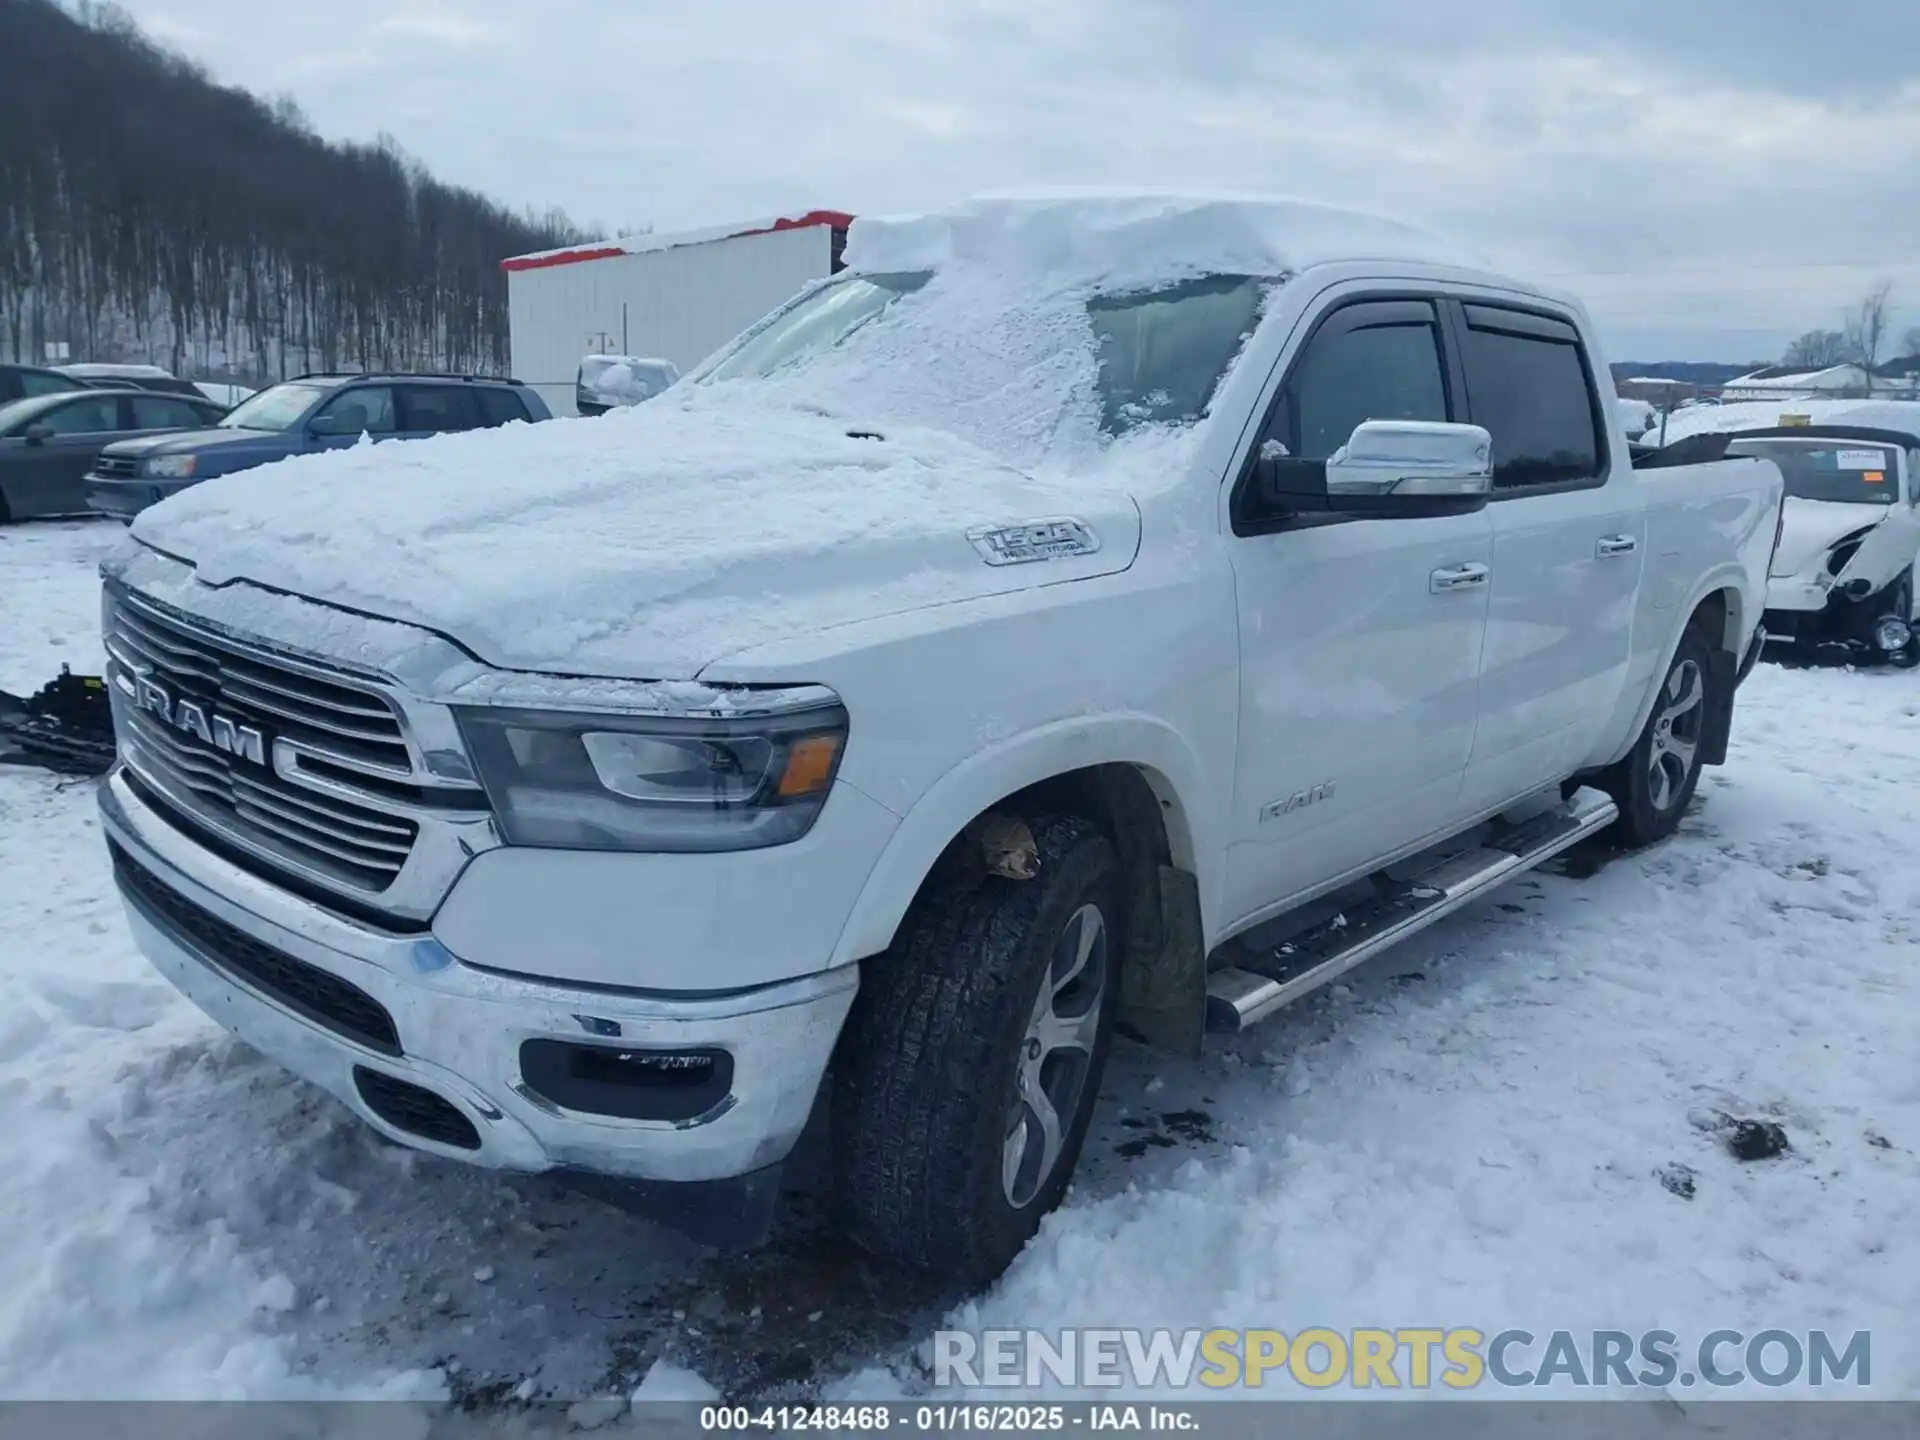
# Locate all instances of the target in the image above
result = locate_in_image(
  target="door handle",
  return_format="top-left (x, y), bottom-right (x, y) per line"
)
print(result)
top-left (1430, 562), bottom-right (1490, 593)
top-left (1596, 534), bottom-right (1639, 557)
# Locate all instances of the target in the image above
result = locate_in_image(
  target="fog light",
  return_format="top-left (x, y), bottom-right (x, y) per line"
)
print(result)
top-left (1874, 617), bottom-right (1911, 652)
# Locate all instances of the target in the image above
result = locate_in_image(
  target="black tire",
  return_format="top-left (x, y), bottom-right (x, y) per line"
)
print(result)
top-left (1602, 624), bottom-right (1717, 846)
top-left (832, 814), bottom-right (1123, 1283)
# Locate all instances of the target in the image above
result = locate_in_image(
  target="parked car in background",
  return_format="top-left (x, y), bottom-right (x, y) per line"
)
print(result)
top-left (55, 363), bottom-right (206, 398)
top-left (84, 372), bottom-right (552, 520)
top-left (576, 354), bottom-right (680, 416)
top-left (0, 363), bottom-right (93, 403)
top-left (1712, 423), bottom-right (1920, 666)
top-left (0, 389), bottom-right (229, 522)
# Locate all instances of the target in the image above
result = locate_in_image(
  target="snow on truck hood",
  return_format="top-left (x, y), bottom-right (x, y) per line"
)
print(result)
top-left (130, 399), bottom-right (1142, 680)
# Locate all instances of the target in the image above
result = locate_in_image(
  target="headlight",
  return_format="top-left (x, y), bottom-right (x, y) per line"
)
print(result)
top-left (453, 701), bottom-right (848, 852)
top-left (144, 455), bottom-right (197, 478)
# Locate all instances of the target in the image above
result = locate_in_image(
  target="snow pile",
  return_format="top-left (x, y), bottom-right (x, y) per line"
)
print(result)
top-left (844, 191), bottom-right (1486, 291)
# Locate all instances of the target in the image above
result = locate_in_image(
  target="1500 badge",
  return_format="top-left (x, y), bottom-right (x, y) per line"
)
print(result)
top-left (968, 518), bottom-right (1101, 566)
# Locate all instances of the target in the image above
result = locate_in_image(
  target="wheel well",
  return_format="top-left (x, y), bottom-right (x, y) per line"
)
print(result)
top-left (1687, 587), bottom-right (1742, 766)
top-left (906, 764), bottom-right (1205, 1056)
top-left (1691, 586), bottom-right (1739, 654)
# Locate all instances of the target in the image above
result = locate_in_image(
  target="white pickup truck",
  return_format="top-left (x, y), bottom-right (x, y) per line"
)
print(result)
top-left (98, 195), bottom-right (1783, 1283)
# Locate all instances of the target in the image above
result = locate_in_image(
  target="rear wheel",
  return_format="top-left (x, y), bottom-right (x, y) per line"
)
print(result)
top-left (831, 814), bottom-right (1122, 1283)
top-left (1602, 625), bottom-right (1716, 846)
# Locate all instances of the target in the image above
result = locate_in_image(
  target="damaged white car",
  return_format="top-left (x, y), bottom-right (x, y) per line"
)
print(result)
top-left (1720, 426), bottom-right (1920, 666)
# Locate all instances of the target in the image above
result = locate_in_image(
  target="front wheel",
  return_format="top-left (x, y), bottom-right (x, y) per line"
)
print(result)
top-left (831, 814), bottom-right (1122, 1283)
top-left (1602, 626), bottom-right (1717, 847)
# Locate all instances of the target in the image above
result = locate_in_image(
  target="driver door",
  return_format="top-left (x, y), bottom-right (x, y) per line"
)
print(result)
top-left (1222, 295), bottom-right (1492, 928)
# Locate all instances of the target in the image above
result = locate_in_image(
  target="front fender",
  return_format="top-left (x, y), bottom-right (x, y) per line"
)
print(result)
top-left (830, 713), bottom-right (1218, 967)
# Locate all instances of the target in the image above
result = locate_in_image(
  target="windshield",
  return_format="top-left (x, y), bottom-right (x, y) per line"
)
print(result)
top-left (218, 381), bottom-right (329, 432)
top-left (699, 273), bottom-right (932, 383)
top-left (1088, 275), bottom-right (1268, 434)
top-left (1729, 439), bottom-right (1900, 505)
top-left (695, 269), bottom-right (1271, 443)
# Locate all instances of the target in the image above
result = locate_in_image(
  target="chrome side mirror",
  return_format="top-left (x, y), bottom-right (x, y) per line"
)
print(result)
top-left (1325, 420), bottom-right (1494, 502)
top-left (1252, 419), bottom-right (1494, 521)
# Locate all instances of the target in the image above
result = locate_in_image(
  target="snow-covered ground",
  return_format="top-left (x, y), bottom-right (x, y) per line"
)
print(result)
top-left (1, 521), bottom-right (1915, 1404)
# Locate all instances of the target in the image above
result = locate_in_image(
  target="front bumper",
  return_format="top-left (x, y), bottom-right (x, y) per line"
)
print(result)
top-left (1764, 571), bottom-right (1909, 651)
top-left (85, 474), bottom-right (191, 520)
top-left (100, 767), bottom-right (857, 1187)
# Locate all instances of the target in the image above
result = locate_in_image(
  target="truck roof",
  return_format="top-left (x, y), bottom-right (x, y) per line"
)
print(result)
top-left (842, 191), bottom-right (1495, 292)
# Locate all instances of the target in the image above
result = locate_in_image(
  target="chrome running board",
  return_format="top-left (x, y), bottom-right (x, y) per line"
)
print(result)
top-left (1205, 786), bottom-right (1618, 1033)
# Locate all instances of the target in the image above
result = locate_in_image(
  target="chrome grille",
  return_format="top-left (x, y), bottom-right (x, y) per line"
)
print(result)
top-left (105, 589), bottom-right (422, 893)
top-left (92, 454), bottom-right (141, 480)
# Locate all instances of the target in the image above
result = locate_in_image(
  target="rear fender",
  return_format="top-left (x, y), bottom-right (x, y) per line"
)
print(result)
top-left (1614, 570), bottom-right (1749, 770)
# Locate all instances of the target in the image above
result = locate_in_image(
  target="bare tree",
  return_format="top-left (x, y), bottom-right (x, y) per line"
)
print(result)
top-left (0, 0), bottom-right (581, 376)
top-left (1844, 281), bottom-right (1894, 393)
top-left (1782, 329), bottom-right (1850, 369)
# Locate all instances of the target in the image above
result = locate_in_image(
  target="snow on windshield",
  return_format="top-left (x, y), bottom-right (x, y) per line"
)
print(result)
top-left (679, 192), bottom-right (1471, 471)
top-left (688, 265), bottom-right (1274, 471)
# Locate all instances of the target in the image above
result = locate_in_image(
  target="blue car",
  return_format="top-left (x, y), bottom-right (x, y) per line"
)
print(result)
top-left (84, 372), bottom-right (552, 520)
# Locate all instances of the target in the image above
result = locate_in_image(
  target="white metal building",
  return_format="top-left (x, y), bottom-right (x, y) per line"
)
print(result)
top-left (502, 209), bottom-right (852, 416)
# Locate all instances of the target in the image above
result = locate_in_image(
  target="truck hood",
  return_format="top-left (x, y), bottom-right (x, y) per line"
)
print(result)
top-left (130, 399), bottom-right (1142, 680)
top-left (1770, 498), bottom-right (1889, 578)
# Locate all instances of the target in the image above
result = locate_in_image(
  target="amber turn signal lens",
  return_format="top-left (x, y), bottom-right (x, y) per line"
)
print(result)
top-left (776, 733), bottom-right (842, 798)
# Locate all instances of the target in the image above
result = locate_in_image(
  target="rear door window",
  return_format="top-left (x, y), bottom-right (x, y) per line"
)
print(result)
top-left (312, 386), bottom-right (397, 435)
top-left (474, 387), bottom-right (530, 427)
top-left (20, 370), bottom-right (80, 398)
top-left (1458, 305), bottom-right (1604, 491)
top-left (39, 395), bottom-right (123, 435)
top-left (396, 385), bottom-right (476, 433)
top-left (130, 395), bottom-right (213, 430)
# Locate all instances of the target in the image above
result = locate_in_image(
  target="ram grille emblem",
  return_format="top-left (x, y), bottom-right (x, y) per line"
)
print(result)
top-left (132, 673), bottom-right (268, 767)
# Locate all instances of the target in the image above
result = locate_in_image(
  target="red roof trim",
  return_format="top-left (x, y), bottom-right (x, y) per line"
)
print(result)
top-left (500, 245), bottom-right (629, 273)
top-left (500, 210), bottom-right (856, 273)
top-left (731, 209), bottom-right (857, 239)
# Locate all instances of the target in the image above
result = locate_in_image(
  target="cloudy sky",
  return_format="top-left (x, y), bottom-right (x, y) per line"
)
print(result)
top-left (118, 0), bottom-right (1920, 361)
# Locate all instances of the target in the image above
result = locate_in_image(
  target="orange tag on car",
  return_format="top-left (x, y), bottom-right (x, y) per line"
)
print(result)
top-left (1864, 471), bottom-right (1886, 483)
